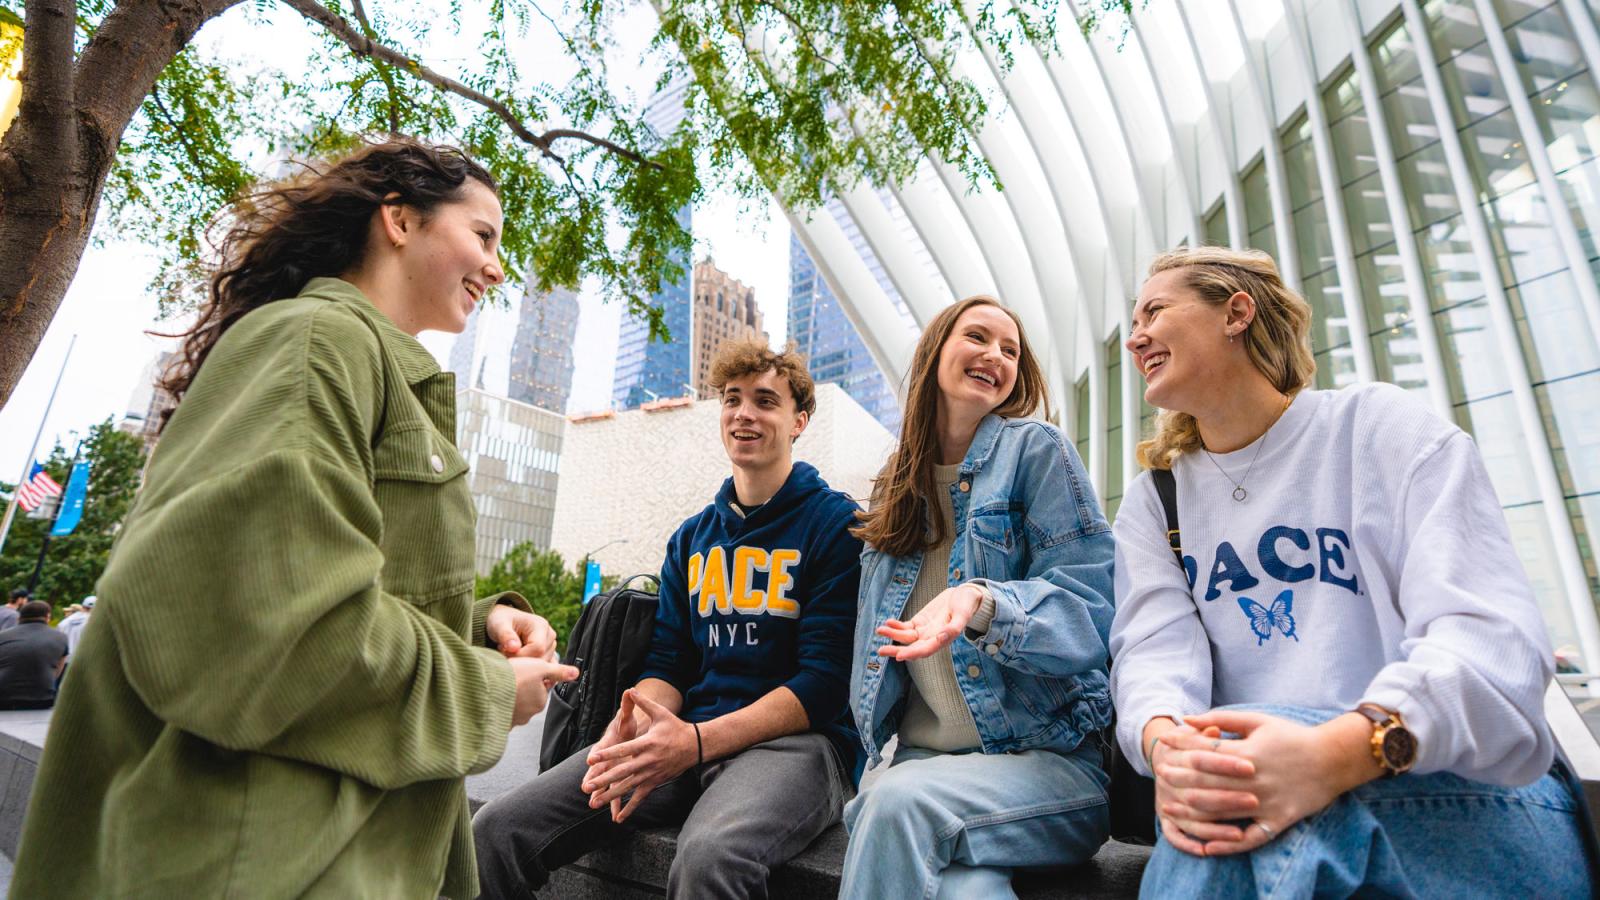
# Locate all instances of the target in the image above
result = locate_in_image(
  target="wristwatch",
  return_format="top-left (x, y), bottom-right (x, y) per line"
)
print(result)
top-left (1356, 703), bottom-right (1417, 776)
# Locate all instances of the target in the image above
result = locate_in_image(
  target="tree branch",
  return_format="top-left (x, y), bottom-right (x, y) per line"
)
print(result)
top-left (279, 0), bottom-right (660, 169)
top-left (16, 0), bottom-right (78, 179)
top-left (348, 0), bottom-right (402, 133)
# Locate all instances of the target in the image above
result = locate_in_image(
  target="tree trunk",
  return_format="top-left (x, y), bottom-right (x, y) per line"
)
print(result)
top-left (0, 0), bottom-right (241, 409)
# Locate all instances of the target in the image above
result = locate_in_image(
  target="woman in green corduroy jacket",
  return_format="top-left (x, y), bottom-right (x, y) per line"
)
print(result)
top-left (10, 140), bottom-right (578, 899)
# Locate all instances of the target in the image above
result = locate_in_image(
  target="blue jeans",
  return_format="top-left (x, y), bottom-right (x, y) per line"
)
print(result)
top-left (1140, 706), bottom-right (1591, 899)
top-left (839, 742), bottom-right (1109, 899)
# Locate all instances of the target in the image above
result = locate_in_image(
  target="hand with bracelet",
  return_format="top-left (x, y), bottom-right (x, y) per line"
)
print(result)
top-left (581, 688), bottom-right (702, 823)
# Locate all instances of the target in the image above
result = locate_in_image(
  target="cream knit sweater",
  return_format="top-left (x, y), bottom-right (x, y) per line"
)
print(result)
top-left (898, 463), bottom-right (996, 752)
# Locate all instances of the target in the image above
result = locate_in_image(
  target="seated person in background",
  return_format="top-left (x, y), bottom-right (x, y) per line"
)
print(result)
top-left (56, 595), bottom-right (93, 660)
top-left (0, 601), bottom-right (69, 709)
top-left (1111, 246), bottom-right (1590, 898)
top-left (474, 340), bottom-right (865, 899)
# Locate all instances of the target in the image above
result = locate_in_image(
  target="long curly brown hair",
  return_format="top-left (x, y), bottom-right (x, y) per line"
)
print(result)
top-left (851, 296), bottom-right (1048, 558)
top-left (157, 139), bottom-right (496, 428)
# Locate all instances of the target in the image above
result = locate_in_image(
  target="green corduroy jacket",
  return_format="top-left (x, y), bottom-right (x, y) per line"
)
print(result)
top-left (11, 278), bottom-right (525, 899)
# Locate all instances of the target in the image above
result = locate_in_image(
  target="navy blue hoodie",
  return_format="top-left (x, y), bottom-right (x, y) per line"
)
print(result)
top-left (638, 461), bottom-right (865, 782)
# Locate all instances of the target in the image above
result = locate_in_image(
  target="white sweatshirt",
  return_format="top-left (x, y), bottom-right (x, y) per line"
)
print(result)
top-left (1110, 383), bottom-right (1556, 786)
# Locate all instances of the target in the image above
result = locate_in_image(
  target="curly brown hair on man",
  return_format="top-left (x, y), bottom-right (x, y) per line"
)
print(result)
top-left (708, 339), bottom-right (816, 417)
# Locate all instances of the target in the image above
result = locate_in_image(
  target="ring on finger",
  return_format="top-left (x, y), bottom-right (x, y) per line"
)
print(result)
top-left (1210, 738), bottom-right (1221, 750)
top-left (1253, 821), bottom-right (1276, 838)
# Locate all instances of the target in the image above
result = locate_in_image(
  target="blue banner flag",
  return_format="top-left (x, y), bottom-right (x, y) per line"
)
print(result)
top-left (50, 461), bottom-right (90, 536)
top-left (583, 559), bottom-right (603, 604)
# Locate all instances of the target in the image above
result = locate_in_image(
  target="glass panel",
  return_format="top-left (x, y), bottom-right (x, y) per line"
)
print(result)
top-left (1300, 269), bottom-right (1353, 352)
top-left (1325, 67), bottom-right (1364, 122)
top-left (1371, 317), bottom-right (1433, 394)
top-left (1295, 198), bottom-right (1338, 277)
top-left (1508, 269), bottom-right (1600, 382)
top-left (1418, 214), bottom-right (1487, 308)
top-left (1457, 392), bottom-right (1543, 504)
top-left (1313, 346), bottom-right (1360, 389)
top-left (1570, 495), bottom-right (1600, 604)
top-left (1397, 142), bottom-right (1464, 229)
top-left (1105, 336), bottom-right (1123, 507)
top-left (1248, 224), bottom-right (1279, 261)
top-left (1460, 108), bottom-right (1537, 199)
top-left (1534, 73), bottom-right (1600, 175)
top-left (1435, 298), bottom-right (1514, 401)
top-left (1356, 244), bottom-right (1413, 326)
top-left (1373, 21), bottom-right (1423, 95)
top-left (1439, 44), bottom-right (1513, 126)
top-left (1503, 4), bottom-right (1586, 94)
top-left (1283, 118), bottom-right (1322, 210)
top-left (1330, 112), bottom-right (1380, 185)
top-left (1382, 83), bottom-right (1443, 158)
top-left (1501, 502), bottom-right (1583, 655)
top-left (1343, 171), bottom-right (1397, 254)
top-left (1243, 160), bottom-right (1273, 232)
top-left (1485, 179), bottom-right (1568, 285)
top-left (1538, 371), bottom-right (1600, 495)
top-left (1074, 375), bottom-right (1090, 460)
top-left (1204, 202), bottom-right (1230, 246)
top-left (1493, 0), bottom-right (1560, 22)
top-left (1424, 0), bottom-right (1487, 62)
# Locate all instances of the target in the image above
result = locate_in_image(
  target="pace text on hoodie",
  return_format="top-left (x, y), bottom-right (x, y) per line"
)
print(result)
top-left (639, 461), bottom-right (867, 782)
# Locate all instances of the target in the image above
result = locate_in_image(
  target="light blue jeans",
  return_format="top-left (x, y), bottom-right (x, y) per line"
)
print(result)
top-left (1140, 706), bottom-right (1592, 899)
top-left (838, 741), bottom-right (1109, 900)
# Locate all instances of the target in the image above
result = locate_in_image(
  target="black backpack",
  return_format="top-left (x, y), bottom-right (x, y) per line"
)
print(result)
top-left (539, 574), bottom-right (660, 772)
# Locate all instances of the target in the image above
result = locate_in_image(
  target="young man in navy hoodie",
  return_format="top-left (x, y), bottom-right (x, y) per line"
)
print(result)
top-left (474, 340), bottom-right (864, 899)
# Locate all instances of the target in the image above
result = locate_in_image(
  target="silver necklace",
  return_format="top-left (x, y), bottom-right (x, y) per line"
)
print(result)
top-left (1204, 395), bottom-right (1292, 502)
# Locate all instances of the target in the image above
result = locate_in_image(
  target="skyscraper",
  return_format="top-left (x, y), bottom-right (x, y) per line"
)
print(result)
top-left (692, 256), bottom-right (766, 398)
top-left (788, 231), bottom-right (903, 433)
top-left (613, 79), bottom-right (694, 410)
top-left (508, 282), bottom-right (580, 413)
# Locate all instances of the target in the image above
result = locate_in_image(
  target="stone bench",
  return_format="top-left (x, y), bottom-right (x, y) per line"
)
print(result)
top-left (467, 726), bottom-right (1148, 899)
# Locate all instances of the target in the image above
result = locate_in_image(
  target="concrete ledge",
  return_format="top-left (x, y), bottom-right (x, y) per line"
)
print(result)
top-left (0, 710), bottom-right (49, 860)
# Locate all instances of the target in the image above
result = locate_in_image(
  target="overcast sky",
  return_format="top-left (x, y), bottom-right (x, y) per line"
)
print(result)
top-left (0, 2), bottom-right (793, 482)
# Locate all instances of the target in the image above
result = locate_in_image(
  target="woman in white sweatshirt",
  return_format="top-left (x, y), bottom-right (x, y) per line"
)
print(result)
top-left (1109, 245), bottom-right (1589, 897)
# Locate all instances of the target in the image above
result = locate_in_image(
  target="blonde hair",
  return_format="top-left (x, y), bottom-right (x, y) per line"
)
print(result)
top-left (852, 296), bottom-right (1049, 557)
top-left (1135, 247), bottom-right (1316, 470)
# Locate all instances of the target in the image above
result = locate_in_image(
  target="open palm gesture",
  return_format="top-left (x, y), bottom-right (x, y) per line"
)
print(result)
top-left (876, 584), bottom-right (984, 661)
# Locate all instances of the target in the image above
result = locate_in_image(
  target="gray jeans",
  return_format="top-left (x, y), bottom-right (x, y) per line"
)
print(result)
top-left (472, 731), bottom-right (849, 899)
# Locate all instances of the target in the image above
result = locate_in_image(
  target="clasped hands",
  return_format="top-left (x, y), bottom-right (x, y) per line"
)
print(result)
top-left (484, 605), bottom-right (578, 727)
top-left (580, 689), bottom-right (699, 824)
top-left (1152, 710), bottom-right (1359, 857)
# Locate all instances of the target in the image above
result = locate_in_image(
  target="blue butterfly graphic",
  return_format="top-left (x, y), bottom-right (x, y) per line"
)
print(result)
top-left (1238, 590), bottom-right (1299, 646)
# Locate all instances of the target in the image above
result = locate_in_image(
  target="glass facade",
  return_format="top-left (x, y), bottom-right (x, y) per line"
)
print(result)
top-left (455, 389), bottom-right (565, 575)
top-left (508, 283), bottom-right (580, 414)
top-left (788, 232), bottom-right (903, 433)
top-left (613, 203), bottom-right (694, 410)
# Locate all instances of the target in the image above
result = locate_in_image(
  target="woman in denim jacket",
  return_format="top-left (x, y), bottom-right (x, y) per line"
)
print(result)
top-left (840, 296), bottom-right (1117, 899)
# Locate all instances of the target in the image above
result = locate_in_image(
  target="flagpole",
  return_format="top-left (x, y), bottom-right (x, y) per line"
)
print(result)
top-left (0, 334), bottom-right (77, 559)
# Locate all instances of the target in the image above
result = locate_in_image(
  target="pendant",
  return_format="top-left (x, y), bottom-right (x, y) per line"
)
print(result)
top-left (1232, 485), bottom-right (1248, 502)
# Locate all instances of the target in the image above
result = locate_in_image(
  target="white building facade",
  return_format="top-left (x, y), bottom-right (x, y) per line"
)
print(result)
top-left (550, 383), bottom-right (894, 581)
top-left (779, 0), bottom-right (1600, 690)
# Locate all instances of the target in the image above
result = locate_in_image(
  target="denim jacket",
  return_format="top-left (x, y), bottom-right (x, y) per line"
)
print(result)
top-left (851, 415), bottom-right (1116, 767)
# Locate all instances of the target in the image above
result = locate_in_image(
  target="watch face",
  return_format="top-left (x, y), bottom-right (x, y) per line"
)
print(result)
top-left (1382, 727), bottom-right (1418, 770)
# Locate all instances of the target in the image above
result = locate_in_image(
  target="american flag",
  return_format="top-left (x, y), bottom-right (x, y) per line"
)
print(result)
top-left (16, 462), bottom-right (63, 512)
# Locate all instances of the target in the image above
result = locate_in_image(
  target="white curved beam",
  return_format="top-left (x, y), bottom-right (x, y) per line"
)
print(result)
top-left (784, 207), bottom-right (914, 385)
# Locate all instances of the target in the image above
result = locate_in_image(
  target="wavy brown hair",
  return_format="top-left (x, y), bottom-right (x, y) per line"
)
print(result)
top-left (852, 296), bottom-right (1048, 557)
top-left (157, 139), bottom-right (496, 427)
top-left (1135, 246), bottom-right (1316, 470)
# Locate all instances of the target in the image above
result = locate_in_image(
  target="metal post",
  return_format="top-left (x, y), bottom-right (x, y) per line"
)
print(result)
top-left (0, 335), bottom-right (76, 559)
